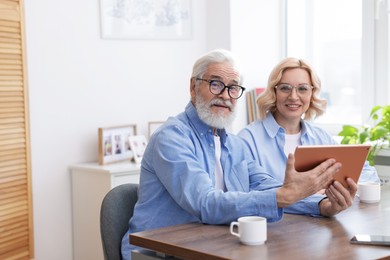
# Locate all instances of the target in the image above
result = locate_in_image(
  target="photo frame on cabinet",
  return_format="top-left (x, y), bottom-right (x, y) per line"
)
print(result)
top-left (99, 0), bottom-right (192, 40)
top-left (148, 121), bottom-right (165, 139)
top-left (128, 135), bottom-right (148, 164)
top-left (98, 124), bottom-right (137, 165)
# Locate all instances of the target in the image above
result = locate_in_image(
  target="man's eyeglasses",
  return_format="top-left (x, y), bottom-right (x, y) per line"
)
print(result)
top-left (274, 84), bottom-right (314, 96)
top-left (196, 78), bottom-right (246, 99)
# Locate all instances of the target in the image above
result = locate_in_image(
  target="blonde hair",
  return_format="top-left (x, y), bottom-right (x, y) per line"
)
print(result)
top-left (257, 57), bottom-right (327, 120)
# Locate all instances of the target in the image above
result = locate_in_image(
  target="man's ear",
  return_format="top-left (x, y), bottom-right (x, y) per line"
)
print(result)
top-left (190, 78), bottom-right (196, 98)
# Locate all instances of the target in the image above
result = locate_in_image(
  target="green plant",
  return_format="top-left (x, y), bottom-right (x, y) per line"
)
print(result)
top-left (338, 105), bottom-right (390, 166)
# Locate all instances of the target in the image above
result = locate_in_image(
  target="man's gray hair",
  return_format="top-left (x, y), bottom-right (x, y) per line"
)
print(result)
top-left (191, 49), bottom-right (244, 84)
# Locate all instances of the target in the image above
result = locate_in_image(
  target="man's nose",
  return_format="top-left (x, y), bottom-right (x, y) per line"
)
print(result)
top-left (218, 87), bottom-right (231, 100)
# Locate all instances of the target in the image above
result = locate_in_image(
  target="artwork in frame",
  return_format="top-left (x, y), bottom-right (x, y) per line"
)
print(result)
top-left (148, 121), bottom-right (165, 139)
top-left (99, 0), bottom-right (192, 40)
top-left (98, 124), bottom-right (137, 165)
top-left (128, 135), bottom-right (148, 164)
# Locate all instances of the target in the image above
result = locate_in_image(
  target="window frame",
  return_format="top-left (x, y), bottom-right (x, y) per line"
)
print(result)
top-left (281, 0), bottom-right (389, 135)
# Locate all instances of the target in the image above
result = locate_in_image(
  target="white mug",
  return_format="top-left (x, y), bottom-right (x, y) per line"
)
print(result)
top-left (230, 216), bottom-right (267, 245)
top-left (358, 182), bottom-right (381, 203)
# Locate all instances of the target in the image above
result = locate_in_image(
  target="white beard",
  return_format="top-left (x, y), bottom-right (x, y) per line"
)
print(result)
top-left (195, 92), bottom-right (236, 129)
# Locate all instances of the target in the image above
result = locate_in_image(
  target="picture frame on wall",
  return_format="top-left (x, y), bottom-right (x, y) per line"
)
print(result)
top-left (128, 135), bottom-right (148, 164)
top-left (98, 124), bottom-right (137, 165)
top-left (99, 0), bottom-right (192, 40)
top-left (148, 121), bottom-right (165, 139)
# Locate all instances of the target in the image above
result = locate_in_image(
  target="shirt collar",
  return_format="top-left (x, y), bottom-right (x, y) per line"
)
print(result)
top-left (300, 119), bottom-right (315, 138)
top-left (263, 113), bottom-right (282, 138)
top-left (263, 112), bottom-right (313, 138)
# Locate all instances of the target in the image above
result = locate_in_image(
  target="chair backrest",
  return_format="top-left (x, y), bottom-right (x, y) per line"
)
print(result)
top-left (100, 183), bottom-right (139, 260)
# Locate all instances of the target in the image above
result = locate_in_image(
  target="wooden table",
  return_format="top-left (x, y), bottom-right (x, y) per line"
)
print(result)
top-left (130, 185), bottom-right (390, 260)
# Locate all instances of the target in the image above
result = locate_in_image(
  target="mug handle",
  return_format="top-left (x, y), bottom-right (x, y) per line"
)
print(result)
top-left (230, 221), bottom-right (240, 237)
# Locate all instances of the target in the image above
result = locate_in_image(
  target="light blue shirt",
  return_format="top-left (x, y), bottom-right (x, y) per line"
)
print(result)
top-left (121, 103), bottom-right (325, 259)
top-left (238, 113), bottom-right (380, 184)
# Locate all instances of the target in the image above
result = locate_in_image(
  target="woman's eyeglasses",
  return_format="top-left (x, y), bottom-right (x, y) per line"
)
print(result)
top-left (274, 84), bottom-right (314, 96)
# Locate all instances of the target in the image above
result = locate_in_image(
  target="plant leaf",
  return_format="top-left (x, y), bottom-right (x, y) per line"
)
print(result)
top-left (370, 126), bottom-right (389, 140)
top-left (370, 105), bottom-right (382, 117)
top-left (338, 125), bottom-right (358, 136)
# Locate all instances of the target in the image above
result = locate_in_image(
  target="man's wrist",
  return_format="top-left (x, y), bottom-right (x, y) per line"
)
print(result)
top-left (276, 187), bottom-right (294, 208)
top-left (318, 197), bottom-right (328, 216)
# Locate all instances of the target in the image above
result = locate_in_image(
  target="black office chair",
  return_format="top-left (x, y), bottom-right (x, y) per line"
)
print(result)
top-left (100, 183), bottom-right (139, 260)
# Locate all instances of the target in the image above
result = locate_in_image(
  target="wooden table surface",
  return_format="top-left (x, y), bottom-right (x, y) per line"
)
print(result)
top-left (130, 185), bottom-right (390, 260)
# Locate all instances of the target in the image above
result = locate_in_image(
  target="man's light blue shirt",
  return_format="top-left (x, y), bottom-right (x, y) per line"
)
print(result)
top-left (238, 113), bottom-right (380, 183)
top-left (121, 103), bottom-right (325, 259)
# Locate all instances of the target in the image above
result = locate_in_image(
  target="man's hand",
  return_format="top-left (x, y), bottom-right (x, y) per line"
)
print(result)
top-left (276, 153), bottom-right (342, 208)
top-left (319, 178), bottom-right (357, 217)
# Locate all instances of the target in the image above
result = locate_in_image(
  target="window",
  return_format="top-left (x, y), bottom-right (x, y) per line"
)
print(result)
top-left (285, 0), bottom-right (389, 133)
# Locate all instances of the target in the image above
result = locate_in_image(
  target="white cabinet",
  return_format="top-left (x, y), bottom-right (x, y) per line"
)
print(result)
top-left (70, 161), bottom-right (140, 260)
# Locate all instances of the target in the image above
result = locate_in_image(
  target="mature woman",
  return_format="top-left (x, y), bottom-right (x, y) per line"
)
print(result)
top-left (238, 57), bottom-right (380, 184)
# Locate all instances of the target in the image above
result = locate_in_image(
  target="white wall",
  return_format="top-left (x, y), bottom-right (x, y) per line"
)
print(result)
top-left (23, 1), bottom-right (281, 259)
top-left (230, 0), bottom-right (283, 132)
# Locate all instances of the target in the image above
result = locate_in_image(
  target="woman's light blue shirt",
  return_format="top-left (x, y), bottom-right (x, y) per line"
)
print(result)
top-left (238, 113), bottom-right (380, 184)
top-left (121, 103), bottom-right (326, 259)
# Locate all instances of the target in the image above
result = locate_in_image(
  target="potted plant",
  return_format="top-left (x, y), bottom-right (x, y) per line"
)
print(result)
top-left (338, 105), bottom-right (390, 166)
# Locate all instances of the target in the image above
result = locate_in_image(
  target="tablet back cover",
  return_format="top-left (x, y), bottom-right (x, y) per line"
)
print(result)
top-left (294, 144), bottom-right (371, 187)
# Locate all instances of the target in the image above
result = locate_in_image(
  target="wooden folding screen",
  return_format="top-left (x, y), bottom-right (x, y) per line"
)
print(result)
top-left (0, 0), bottom-right (34, 259)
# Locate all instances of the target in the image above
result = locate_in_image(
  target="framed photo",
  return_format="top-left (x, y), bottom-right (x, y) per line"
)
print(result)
top-left (98, 124), bottom-right (137, 165)
top-left (128, 135), bottom-right (148, 164)
top-left (148, 121), bottom-right (165, 139)
top-left (99, 0), bottom-right (192, 40)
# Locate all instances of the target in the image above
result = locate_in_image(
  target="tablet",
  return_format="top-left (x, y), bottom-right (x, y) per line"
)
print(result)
top-left (294, 144), bottom-right (371, 188)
